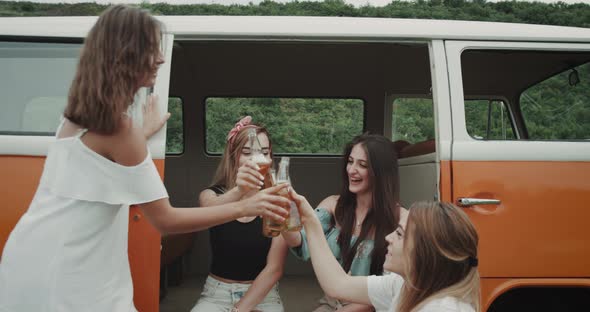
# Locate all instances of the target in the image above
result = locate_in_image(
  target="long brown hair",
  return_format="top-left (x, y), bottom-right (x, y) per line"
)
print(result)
top-left (64, 5), bottom-right (162, 134)
top-left (211, 124), bottom-right (273, 190)
top-left (334, 133), bottom-right (400, 275)
top-left (398, 201), bottom-right (481, 312)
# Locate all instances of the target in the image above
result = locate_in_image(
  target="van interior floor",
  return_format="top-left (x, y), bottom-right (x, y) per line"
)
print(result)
top-left (160, 275), bottom-right (323, 312)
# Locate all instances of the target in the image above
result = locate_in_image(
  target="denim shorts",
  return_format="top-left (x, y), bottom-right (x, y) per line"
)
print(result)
top-left (190, 276), bottom-right (284, 312)
top-left (312, 294), bottom-right (351, 312)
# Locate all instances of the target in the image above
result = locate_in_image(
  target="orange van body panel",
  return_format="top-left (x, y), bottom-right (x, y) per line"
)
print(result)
top-left (439, 160), bottom-right (453, 202)
top-left (451, 160), bottom-right (590, 278)
top-left (0, 156), bottom-right (164, 312)
top-left (449, 160), bottom-right (590, 309)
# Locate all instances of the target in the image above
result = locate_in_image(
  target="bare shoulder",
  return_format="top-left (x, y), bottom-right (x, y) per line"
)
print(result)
top-left (105, 118), bottom-right (148, 167)
top-left (317, 195), bottom-right (339, 214)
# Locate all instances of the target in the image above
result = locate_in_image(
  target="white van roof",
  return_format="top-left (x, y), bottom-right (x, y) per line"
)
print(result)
top-left (1, 15), bottom-right (589, 43)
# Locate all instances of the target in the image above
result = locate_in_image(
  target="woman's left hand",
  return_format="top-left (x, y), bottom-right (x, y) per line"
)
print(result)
top-left (143, 94), bottom-right (170, 139)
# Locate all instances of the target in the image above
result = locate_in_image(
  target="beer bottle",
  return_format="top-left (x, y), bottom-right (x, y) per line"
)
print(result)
top-left (275, 157), bottom-right (302, 232)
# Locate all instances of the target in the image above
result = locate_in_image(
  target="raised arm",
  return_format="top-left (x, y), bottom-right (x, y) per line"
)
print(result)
top-left (234, 236), bottom-right (289, 311)
top-left (108, 120), bottom-right (289, 235)
top-left (290, 189), bottom-right (371, 305)
top-left (281, 195), bottom-right (338, 248)
top-left (138, 188), bottom-right (288, 235)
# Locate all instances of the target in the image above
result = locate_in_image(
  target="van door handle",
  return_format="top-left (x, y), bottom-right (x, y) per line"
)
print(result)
top-left (457, 197), bottom-right (501, 207)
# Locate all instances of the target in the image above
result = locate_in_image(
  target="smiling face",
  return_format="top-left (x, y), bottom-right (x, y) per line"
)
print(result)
top-left (346, 143), bottom-right (372, 195)
top-left (383, 209), bottom-right (409, 275)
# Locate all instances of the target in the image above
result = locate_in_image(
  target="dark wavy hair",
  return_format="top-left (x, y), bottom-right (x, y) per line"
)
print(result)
top-left (64, 5), bottom-right (162, 134)
top-left (333, 133), bottom-right (400, 275)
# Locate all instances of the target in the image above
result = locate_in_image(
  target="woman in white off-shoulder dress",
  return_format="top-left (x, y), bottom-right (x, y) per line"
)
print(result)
top-left (0, 5), bottom-right (289, 312)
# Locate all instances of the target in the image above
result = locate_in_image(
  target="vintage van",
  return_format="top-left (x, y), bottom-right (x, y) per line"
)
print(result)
top-left (0, 15), bottom-right (589, 311)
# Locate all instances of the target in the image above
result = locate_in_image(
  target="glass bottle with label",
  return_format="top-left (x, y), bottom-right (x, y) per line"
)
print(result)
top-left (251, 128), bottom-right (281, 237)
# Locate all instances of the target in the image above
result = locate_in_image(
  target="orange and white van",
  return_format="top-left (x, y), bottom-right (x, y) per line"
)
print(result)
top-left (1, 16), bottom-right (589, 311)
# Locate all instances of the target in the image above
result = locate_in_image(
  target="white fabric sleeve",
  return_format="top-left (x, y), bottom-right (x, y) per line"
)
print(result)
top-left (418, 297), bottom-right (475, 312)
top-left (40, 140), bottom-right (168, 205)
top-left (367, 274), bottom-right (404, 311)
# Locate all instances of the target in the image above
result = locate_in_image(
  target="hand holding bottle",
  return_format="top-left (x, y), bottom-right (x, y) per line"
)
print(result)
top-left (242, 184), bottom-right (290, 222)
top-left (236, 160), bottom-right (265, 195)
top-left (288, 187), bottom-right (318, 227)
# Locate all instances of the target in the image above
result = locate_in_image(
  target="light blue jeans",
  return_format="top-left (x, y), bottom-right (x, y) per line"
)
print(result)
top-left (190, 276), bottom-right (284, 312)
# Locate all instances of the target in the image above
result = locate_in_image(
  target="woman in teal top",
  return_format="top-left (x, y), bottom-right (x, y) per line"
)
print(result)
top-left (283, 134), bottom-right (401, 312)
top-left (291, 207), bottom-right (374, 276)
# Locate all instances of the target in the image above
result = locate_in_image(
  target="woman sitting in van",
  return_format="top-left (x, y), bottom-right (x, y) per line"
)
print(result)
top-left (291, 197), bottom-right (481, 312)
top-left (0, 6), bottom-right (289, 312)
top-left (191, 116), bottom-right (287, 312)
top-left (282, 133), bottom-right (401, 312)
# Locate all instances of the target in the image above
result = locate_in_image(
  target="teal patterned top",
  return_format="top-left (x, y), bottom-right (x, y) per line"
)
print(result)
top-left (291, 207), bottom-right (375, 276)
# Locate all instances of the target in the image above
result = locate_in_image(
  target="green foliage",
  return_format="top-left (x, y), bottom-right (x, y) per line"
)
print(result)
top-left (465, 100), bottom-right (516, 140)
top-left (520, 63), bottom-right (590, 140)
top-left (392, 98), bottom-right (435, 143)
top-left (205, 98), bottom-right (363, 154)
top-left (166, 97), bottom-right (184, 154)
top-left (1, 1), bottom-right (589, 28)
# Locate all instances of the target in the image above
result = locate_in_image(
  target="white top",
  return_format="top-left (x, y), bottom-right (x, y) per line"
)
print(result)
top-left (368, 274), bottom-right (475, 312)
top-left (0, 127), bottom-right (168, 312)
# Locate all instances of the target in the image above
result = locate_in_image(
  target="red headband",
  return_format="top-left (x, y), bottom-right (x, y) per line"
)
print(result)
top-left (227, 116), bottom-right (252, 145)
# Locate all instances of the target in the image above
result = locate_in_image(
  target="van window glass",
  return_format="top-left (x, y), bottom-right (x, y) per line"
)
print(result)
top-left (0, 42), bottom-right (81, 135)
top-left (205, 97), bottom-right (364, 154)
top-left (520, 61), bottom-right (590, 140)
top-left (392, 98), bottom-right (435, 143)
top-left (465, 99), bottom-right (516, 140)
top-left (166, 97), bottom-right (183, 154)
top-left (461, 49), bottom-right (590, 141)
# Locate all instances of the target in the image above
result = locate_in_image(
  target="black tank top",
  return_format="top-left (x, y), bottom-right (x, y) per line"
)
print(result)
top-left (207, 185), bottom-right (272, 281)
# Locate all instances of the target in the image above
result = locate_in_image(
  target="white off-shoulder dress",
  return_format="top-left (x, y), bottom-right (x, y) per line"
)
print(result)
top-left (0, 124), bottom-right (168, 312)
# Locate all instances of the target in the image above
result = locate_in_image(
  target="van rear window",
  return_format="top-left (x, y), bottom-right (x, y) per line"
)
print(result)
top-left (205, 97), bottom-right (364, 155)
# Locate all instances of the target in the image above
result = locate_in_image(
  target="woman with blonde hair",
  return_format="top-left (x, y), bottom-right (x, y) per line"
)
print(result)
top-left (191, 116), bottom-right (287, 312)
top-left (0, 6), bottom-right (288, 312)
top-left (290, 196), bottom-right (480, 312)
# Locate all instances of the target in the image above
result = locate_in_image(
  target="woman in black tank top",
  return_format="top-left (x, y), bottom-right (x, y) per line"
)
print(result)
top-left (190, 116), bottom-right (287, 312)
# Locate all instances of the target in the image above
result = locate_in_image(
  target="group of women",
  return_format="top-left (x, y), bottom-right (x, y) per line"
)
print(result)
top-left (0, 5), bottom-right (480, 312)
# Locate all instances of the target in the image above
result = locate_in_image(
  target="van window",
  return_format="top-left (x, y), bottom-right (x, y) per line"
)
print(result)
top-left (205, 97), bottom-right (364, 154)
top-left (392, 98), bottom-right (434, 143)
top-left (461, 49), bottom-right (590, 141)
top-left (465, 99), bottom-right (516, 140)
top-left (520, 61), bottom-right (590, 140)
top-left (166, 97), bottom-right (183, 154)
top-left (0, 41), bottom-right (80, 135)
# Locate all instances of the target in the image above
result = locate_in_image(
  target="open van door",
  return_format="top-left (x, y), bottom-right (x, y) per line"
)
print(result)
top-left (445, 40), bottom-right (590, 310)
top-left (0, 33), bottom-right (174, 312)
